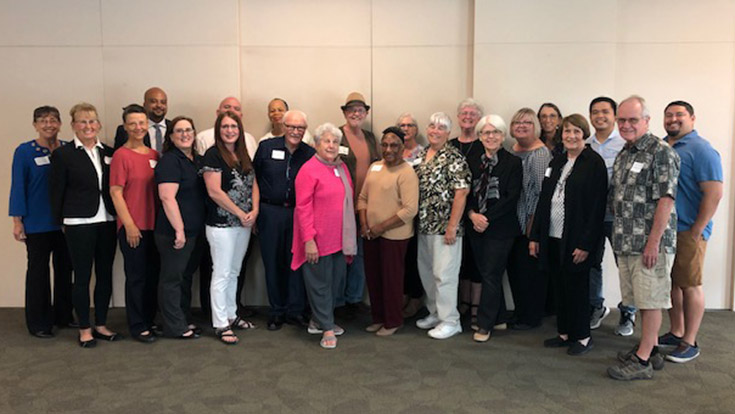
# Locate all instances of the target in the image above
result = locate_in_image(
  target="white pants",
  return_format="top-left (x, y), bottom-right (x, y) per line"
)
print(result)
top-left (417, 234), bottom-right (462, 325)
top-left (206, 225), bottom-right (252, 329)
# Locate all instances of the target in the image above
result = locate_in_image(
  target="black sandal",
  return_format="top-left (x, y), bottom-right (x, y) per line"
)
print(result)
top-left (215, 328), bottom-right (239, 345)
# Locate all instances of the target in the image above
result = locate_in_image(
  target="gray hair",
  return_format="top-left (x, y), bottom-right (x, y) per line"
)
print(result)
top-left (313, 122), bottom-right (343, 146)
top-left (475, 114), bottom-right (507, 137)
top-left (456, 98), bottom-right (484, 117)
top-left (620, 95), bottom-right (650, 119)
top-left (428, 112), bottom-right (452, 131)
top-left (396, 112), bottom-right (417, 127)
top-left (283, 110), bottom-right (308, 125)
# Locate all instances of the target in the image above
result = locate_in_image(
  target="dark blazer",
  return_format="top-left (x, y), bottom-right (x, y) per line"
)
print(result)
top-left (49, 141), bottom-right (116, 224)
top-left (530, 146), bottom-right (607, 272)
top-left (113, 119), bottom-right (172, 150)
top-left (465, 148), bottom-right (523, 239)
top-left (338, 126), bottom-right (380, 183)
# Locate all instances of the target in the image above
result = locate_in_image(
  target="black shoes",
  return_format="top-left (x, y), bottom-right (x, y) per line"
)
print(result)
top-left (133, 331), bottom-right (157, 344)
top-left (285, 314), bottom-right (309, 328)
top-left (92, 329), bottom-right (124, 342)
top-left (544, 336), bottom-right (572, 348)
top-left (510, 322), bottom-right (540, 331)
top-left (78, 337), bottom-right (97, 348)
top-left (31, 330), bottom-right (55, 339)
top-left (567, 339), bottom-right (594, 356)
top-left (267, 315), bottom-right (284, 331)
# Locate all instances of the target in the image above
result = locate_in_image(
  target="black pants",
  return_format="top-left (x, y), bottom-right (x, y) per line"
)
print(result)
top-left (469, 232), bottom-right (514, 331)
top-left (548, 238), bottom-right (590, 340)
top-left (64, 222), bottom-right (117, 329)
top-left (25, 231), bottom-right (74, 333)
top-left (258, 203), bottom-right (305, 317)
top-left (506, 235), bottom-right (548, 326)
top-left (403, 234), bottom-right (424, 299)
top-left (118, 228), bottom-right (159, 336)
top-left (157, 232), bottom-right (202, 337)
top-left (459, 233), bottom-right (481, 283)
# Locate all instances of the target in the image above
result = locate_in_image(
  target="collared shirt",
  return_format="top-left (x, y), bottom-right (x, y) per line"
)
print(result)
top-left (414, 144), bottom-right (471, 236)
top-left (64, 137), bottom-right (115, 225)
top-left (9, 139), bottom-right (68, 233)
top-left (609, 132), bottom-right (680, 255)
top-left (587, 129), bottom-right (625, 222)
top-left (665, 130), bottom-right (723, 240)
top-left (154, 147), bottom-right (206, 237)
top-left (260, 130), bottom-right (314, 147)
top-left (510, 145), bottom-right (552, 234)
top-left (253, 136), bottom-right (315, 207)
top-left (195, 127), bottom-right (258, 160)
top-left (149, 119), bottom-right (167, 151)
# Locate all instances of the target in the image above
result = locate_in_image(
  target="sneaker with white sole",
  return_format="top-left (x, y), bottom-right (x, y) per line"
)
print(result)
top-left (428, 322), bottom-right (462, 339)
top-left (416, 314), bottom-right (440, 330)
top-left (590, 306), bottom-right (610, 330)
top-left (665, 341), bottom-right (700, 363)
top-left (617, 345), bottom-right (665, 370)
top-left (614, 311), bottom-right (635, 336)
top-left (658, 332), bottom-right (683, 350)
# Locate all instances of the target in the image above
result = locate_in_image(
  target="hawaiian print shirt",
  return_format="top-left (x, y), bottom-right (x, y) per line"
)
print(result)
top-left (609, 133), bottom-right (680, 255)
top-left (414, 144), bottom-right (471, 236)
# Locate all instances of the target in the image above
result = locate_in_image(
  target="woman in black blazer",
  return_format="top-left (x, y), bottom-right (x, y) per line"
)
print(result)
top-left (529, 114), bottom-right (607, 356)
top-left (49, 103), bottom-right (120, 348)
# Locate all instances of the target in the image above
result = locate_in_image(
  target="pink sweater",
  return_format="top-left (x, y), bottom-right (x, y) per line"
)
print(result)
top-left (291, 157), bottom-right (353, 270)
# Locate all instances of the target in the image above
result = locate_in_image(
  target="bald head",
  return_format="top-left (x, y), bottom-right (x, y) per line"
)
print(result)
top-left (217, 97), bottom-right (242, 119)
top-left (143, 87), bottom-right (167, 123)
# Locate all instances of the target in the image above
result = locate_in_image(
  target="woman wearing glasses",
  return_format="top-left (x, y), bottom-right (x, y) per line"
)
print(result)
top-left (155, 116), bottom-right (206, 340)
top-left (529, 114), bottom-right (607, 355)
top-left (202, 111), bottom-right (259, 345)
top-left (465, 115), bottom-right (522, 342)
top-left (506, 108), bottom-right (552, 331)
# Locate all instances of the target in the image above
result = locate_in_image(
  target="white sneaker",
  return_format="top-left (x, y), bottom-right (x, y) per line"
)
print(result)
top-left (416, 314), bottom-right (440, 330)
top-left (428, 322), bottom-right (462, 339)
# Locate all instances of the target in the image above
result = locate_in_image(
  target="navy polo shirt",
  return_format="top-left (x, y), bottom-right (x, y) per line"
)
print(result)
top-left (253, 136), bottom-right (315, 207)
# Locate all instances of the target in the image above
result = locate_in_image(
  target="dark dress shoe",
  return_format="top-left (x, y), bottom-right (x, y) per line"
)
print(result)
top-left (31, 330), bottom-right (55, 339)
top-left (267, 315), bottom-right (284, 331)
top-left (92, 330), bottom-right (124, 342)
top-left (285, 314), bottom-right (309, 328)
top-left (543, 336), bottom-right (572, 348)
top-left (151, 324), bottom-right (164, 337)
top-left (134, 331), bottom-right (157, 344)
top-left (79, 337), bottom-right (97, 348)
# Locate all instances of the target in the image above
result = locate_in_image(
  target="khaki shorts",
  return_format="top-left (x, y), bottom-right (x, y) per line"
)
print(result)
top-left (671, 230), bottom-right (707, 288)
top-left (618, 252), bottom-right (674, 310)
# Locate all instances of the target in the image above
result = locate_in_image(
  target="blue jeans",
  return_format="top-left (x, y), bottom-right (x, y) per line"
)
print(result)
top-left (589, 221), bottom-right (636, 315)
top-left (340, 232), bottom-right (365, 305)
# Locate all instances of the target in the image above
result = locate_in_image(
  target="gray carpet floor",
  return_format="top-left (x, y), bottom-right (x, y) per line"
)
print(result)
top-left (1, 307), bottom-right (734, 414)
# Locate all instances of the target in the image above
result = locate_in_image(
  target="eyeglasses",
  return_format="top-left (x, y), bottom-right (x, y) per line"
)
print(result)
top-left (35, 118), bottom-right (60, 125)
top-left (459, 111), bottom-right (479, 117)
top-left (512, 120), bottom-right (533, 126)
top-left (479, 130), bottom-right (503, 137)
top-left (221, 124), bottom-right (239, 130)
top-left (285, 124), bottom-right (306, 132)
top-left (398, 123), bottom-right (417, 128)
top-left (344, 107), bottom-right (367, 115)
top-left (616, 117), bottom-right (641, 125)
top-left (174, 128), bottom-right (194, 135)
top-left (73, 119), bottom-right (99, 126)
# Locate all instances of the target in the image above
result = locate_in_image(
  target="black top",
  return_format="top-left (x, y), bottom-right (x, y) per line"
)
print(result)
top-left (253, 136), bottom-right (315, 207)
top-left (201, 146), bottom-right (255, 228)
top-left (113, 119), bottom-right (172, 150)
top-left (449, 137), bottom-right (484, 161)
top-left (464, 147), bottom-right (523, 239)
top-left (530, 146), bottom-right (608, 272)
top-left (154, 147), bottom-right (206, 237)
top-left (49, 141), bottom-right (116, 224)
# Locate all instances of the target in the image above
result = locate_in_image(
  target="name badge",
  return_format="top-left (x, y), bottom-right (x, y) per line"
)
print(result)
top-left (104, 156), bottom-right (112, 165)
top-left (34, 156), bottom-right (50, 166)
top-left (545, 167), bottom-right (552, 178)
top-left (630, 161), bottom-right (644, 173)
top-left (338, 146), bottom-right (350, 156)
top-left (271, 149), bottom-right (285, 160)
top-left (149, 159), bottom-right (158, 169)
top-left (412, 158), bottom-right (422, 166)
top-left (370, 164), bottom-right (383, 172)
top-left (334, 168), bottom-right (340, 177)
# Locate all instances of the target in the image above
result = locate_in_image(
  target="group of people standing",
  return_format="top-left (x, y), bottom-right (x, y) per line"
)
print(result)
top-left (10, 89), bottom-right (722, 381)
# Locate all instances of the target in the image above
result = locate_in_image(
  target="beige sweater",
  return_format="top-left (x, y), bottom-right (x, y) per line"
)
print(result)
top-left (357, 160), bottom-right (419, 240)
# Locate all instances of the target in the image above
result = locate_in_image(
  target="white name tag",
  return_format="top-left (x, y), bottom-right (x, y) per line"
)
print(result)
top-left (631, 161), bottom-right (644, 173)
top-left (338, 146), bottom-right (350, 155)
top-left (271, 149), bottom-right (285, 160)
top-left (371, 164), bottom-right (383, 172)
top-left (104, 156), bottom-right (112, 165)
top-left (149, 159), bottom-right (158, 169)
top-left (545, 167), bottom-right (552, 178)
top-left (334, 168), bottom-right (340, 177)
top-left (34, 156), bottom-right (50, 166)
top-left (412, 158), bottom-right (422, 166)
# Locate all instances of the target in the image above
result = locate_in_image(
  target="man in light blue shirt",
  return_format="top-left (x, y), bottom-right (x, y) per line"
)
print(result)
top-left (585, 97), bottom-right (635, 336)
top-left (659, 101), bottom-right (723, 363)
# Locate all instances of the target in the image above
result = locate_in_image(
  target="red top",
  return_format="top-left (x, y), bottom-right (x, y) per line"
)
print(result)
top-left (291, 157), bottom-right (353, 270)
top-left (110, 147), bottom-right (159, 231)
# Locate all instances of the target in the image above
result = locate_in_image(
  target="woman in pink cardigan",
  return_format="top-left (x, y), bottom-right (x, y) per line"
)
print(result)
top-left (292, 122), bottom-right (357, 349)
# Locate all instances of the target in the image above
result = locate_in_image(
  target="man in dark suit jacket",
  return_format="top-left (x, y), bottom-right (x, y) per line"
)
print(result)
top-left (113, 87), bottom-right (171, 151)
